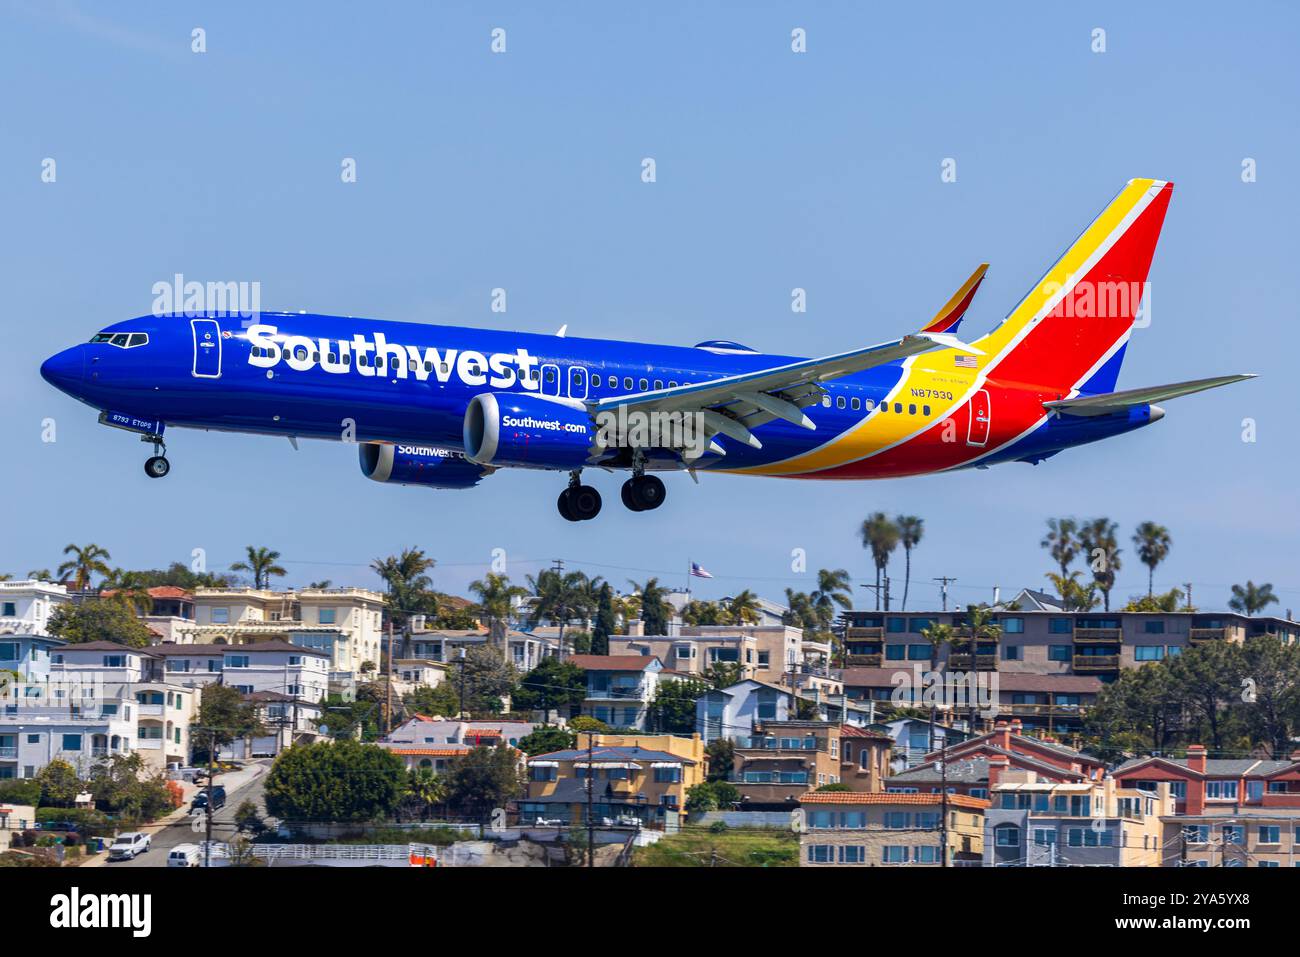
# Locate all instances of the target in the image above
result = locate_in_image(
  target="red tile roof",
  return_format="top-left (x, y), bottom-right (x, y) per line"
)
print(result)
top-left (388, 748), bottom-right (470, 756)
top-left (840, 725), bottom-right (892, 740)
top-left (799, 791), bottom-right (990, 810)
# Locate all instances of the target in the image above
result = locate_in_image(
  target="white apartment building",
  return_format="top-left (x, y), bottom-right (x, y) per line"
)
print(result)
top-left (0, 580), bottom-right (72, 641)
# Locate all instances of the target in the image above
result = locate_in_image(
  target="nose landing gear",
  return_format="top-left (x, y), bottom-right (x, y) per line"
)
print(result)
top-left (558, 471), bottom-right (602, 521)
top-left (142, 434), bottom-right (170, 479)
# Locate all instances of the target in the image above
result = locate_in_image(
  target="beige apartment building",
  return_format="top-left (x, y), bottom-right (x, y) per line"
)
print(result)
top-left (799, 792), bottom-right (988, 866)
top-left (174, 586), bottom-right (386, 677)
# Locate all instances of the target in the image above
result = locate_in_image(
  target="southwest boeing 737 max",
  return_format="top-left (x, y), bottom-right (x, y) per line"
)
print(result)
top-left (41, 178), bottom-right (1252, 521)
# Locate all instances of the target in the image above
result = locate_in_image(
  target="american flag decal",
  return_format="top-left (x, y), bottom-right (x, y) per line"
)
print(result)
top-left (954, 355), bottom-right (978, 369)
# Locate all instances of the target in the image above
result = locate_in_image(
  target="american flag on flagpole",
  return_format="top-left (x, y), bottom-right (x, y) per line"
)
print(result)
top-left (690, 562), bottom-right (713, 579)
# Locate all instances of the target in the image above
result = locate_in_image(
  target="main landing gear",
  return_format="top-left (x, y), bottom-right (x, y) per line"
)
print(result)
top-left (558, 472), bottom-right (602, 522)
top-left (142, 435), bottom-right (170, 479)
top-left (556, 468), bottom-right (669, 521)
top-left (620, 474), bottom-right (666, 512)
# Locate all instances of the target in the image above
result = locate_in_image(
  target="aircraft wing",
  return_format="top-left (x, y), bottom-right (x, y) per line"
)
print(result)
top-left (1043, 374), bottom-right (1256, 416)
top-left (589, 330), bottom-right (982, 458)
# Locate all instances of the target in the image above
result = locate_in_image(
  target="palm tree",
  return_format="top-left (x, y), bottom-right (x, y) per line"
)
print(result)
top-left (895, 516), bottom-right (924, 610)
top-left (57, 543), bottom-right (112, 591)
top-left (527, 569), bottom-right (600, 652)
top-left (627, 577), bottom-right (672, 635)
top-left (810, 568), bottom-right (853, 630)
top-left (1078, 517), bottom-right (1121, 612)
top-left (724, 589), bottom-right (762, 625)
top-left (962, 604), bottom-right (1001, 735)
top-left (782, 589), bottom-right (818, 631)
top-left (919, 622), bottom-right (955, 751)
top-left (371, 548), bottom-right (439, 655)
top-left (230, 545), bottom-right (287, 590)
top-left (1132, 522), bottom-right (1172, 598)
top-left (1044, 571), bottom-right (1099, 612)
top-left (1228, 581), bottom-right (1279, 616)
top-left (26, 569), bottom-right (53, 581)
top-left (1040, 519), bottom-right (1079, 581)
top-left (859, 513), bottom-right (900, 610)
top-left (108, 585), bottom-right (154, 616)
top-left (682, 600), bottom-right (729, 625)
top-left (469, 572), bottom-right (528, 638)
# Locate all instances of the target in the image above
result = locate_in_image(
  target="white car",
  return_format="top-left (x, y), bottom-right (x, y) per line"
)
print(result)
top-left (108, 832), bottom-right (151, 861)
top-left (167, 844), bottom-right (202, 867)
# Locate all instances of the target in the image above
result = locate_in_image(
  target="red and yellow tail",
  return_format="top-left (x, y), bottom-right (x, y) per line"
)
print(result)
top-left (973, 178), bottom-right (1173, 394)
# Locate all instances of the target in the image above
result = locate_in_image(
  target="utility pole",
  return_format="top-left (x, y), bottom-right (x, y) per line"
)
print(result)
top-left (384, 618), bottom-right (394, 735)
top-left (859, 579), bottom-right (892, 614)
top-left (1183, 583), bottom-right (1194, 612)
top-left (939, 735), bottom-right (949, 868)
top-left (458, 647), bottom-right (467, 718)
top-left (586, 731), bottom-right (594, 868)
top-left (933, 577), bottom-right (957, 612)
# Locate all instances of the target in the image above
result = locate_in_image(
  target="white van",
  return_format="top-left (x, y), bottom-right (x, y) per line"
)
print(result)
top-left (167, 843), bottom-right (201, 868)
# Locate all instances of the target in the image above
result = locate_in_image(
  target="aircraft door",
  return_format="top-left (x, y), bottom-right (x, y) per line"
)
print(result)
top-left (966, 388), bottom-right (990, 446)
top-left (567, 366), bottom-right (588, 400)
top-left (540, 364), bottom-right (561, 397)
top-left (191, 319), bottom-right (222, 378)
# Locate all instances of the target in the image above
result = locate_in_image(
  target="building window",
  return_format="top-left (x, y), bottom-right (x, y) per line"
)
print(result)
top-left (1002, 645), bottom-right (1021, 661)
top-left (807, 810), bottom-right (834, 829)
top-left (884, 812), bottom-right (910, 829)
top-left (807, 844), bottom-right (834, 863)
top-left (1001, 617), bottom-right (1024, 634)
top-left (839, 845), bottom-right (867, 864)
top-left (1049, 618), bottom-right (1072, 634)
top-left (224, 655), bottom-right (251, 669)
top-left (881, 846), bottom-right (909, 863)
top-left (1033, 828), bottom-right (1057, 846)
top-left (211, 607), bottom-right (230, 624)
top-left (319, 608), bottom-right (337, 624)
top-left (994, 824), bottom-right (1020, 847)
top-left (1259, 826), bottom-right (1280, 844)
top-left (914, 846), bottom-right (939, 864)
top-left (1048, 645), bottom-right (1071, 662)
top-left (61, 734), bottom-right (82, 752)
top-left (1206, 781), bottom-right (1238, 801)
top-left (529, 766), bottom-right (557, 782)
top-left (1221, 824), bottom-right (1244, 845)
top-left (1143, 620), bottom-right (1166, 634)
top-left (886, 617), bottom-right (907, 634)
top-left (907, 644), bottom-right (930, 661)
top-left (1134, 646), bottom-right (1164, 661)
top-left (885, 644), bottom-right (906, 661)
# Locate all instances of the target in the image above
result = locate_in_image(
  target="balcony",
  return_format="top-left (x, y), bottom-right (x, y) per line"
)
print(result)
top-left (0, 747), bottom-right (17, 759)
top-left (1073, 628), bottom-right (1123, 643)
top-left (1004, 702), bottom-right (1086, 719)
top-left (584, 688), bottom-right (644, 701)
top-left (137, 703), bottom-right (165, 717)
top-left (1189, 628), bottom-right (1228, 642)
top-left (735, 736), bottom-right (822, 751)
top-left (846, 626), bottom-right (884, 639)
top-left (136, 739), bottom-right (163, 750)
top-left (947, 654), bottom-right (998, 670)
top-left (845, 653), bottom-right (883, 667)
top-left (1073, 655), bottom-right (1120, 672)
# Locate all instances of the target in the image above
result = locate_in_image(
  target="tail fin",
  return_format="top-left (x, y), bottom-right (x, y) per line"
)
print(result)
top-left (973, 178), bottom-right (1173, 395)
top-left (920, 263), bottom-right (988, 335)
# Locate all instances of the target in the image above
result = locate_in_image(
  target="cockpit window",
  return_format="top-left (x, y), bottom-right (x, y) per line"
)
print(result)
top-left (89, 332), bottom-right (149, 348)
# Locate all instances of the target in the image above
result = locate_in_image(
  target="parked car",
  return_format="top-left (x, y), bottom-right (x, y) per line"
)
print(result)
top-left (190, 786), bottom-right (227, 813)
top-left (107, 832), bottom-right (151, 861)
top-left (167, 843), bottom-right (202, 867)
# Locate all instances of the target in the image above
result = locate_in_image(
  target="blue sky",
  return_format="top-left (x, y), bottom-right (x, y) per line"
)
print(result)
top-left (2, 2), bottom-right (1297, 613)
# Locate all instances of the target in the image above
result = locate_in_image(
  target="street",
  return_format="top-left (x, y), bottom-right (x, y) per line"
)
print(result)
top-left (109, 759), bottom-right (272, 868)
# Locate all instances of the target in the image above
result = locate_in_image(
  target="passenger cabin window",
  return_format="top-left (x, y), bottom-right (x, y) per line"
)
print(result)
top-left (822, 396), bottom-right (831, 408)
top-left (851, 397), bottom-right (861, 410)
top-left (624, 377), bottom-right (633, 389)
top-left (894, 403), bottom-right (902, 413)
top-left (639, 378), bottom-right (649, 391)
top-left (836, 396), bottom-right (846, 409)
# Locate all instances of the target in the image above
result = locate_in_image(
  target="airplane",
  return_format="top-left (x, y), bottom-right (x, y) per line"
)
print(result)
top-left (41, 178), bottom-right (1252, 522)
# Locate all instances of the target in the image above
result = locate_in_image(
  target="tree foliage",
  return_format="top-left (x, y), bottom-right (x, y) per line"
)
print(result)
top-left (46, 600), bottom-right (153, 648)
top-left (264, 740), bottom-right (408, 823)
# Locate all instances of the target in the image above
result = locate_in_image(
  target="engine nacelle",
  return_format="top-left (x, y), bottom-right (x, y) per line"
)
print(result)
top-left (359, 443), bottom-right (490, 489)
top-left (463, 392), bottom-right (595, 469)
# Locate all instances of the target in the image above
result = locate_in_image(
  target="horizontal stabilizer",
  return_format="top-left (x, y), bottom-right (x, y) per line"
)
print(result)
top-left (1043, 374), bottom-right (1256, 416)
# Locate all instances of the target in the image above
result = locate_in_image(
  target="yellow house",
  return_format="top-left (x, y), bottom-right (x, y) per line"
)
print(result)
top-left (523, 733), bottom-right (707, 828)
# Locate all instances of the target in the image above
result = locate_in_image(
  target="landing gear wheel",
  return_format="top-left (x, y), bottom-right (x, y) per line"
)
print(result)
top-left (558, 488), bottom-right (579, 522)
top-left (626, 474), bottom-right (666, 511)
top-left (621, 481), bottom-right (644, 512)
top-left (144, 455), bottom-right (171, 479)
top-left (559, 485), bottom-right (602, 521)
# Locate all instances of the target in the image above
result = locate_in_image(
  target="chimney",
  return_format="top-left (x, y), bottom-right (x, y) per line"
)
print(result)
top-left (993, 720), bottom-right (1012, 750)
top-left (627, 618), bottom-right (644, 637)
top-left (1009, 718), bottom-right (1023, 736)
top-left (987, 754), bottom-right (1011, 788)
top-left (1186, 744), bottom-right (1207, 774)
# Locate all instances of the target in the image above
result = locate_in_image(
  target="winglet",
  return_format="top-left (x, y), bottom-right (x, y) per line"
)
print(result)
top-left (920, 263), bottom-right (988, 335)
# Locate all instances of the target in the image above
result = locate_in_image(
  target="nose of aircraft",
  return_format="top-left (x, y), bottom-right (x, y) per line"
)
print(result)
top-left (40, 345), bottom-right (85, 393)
